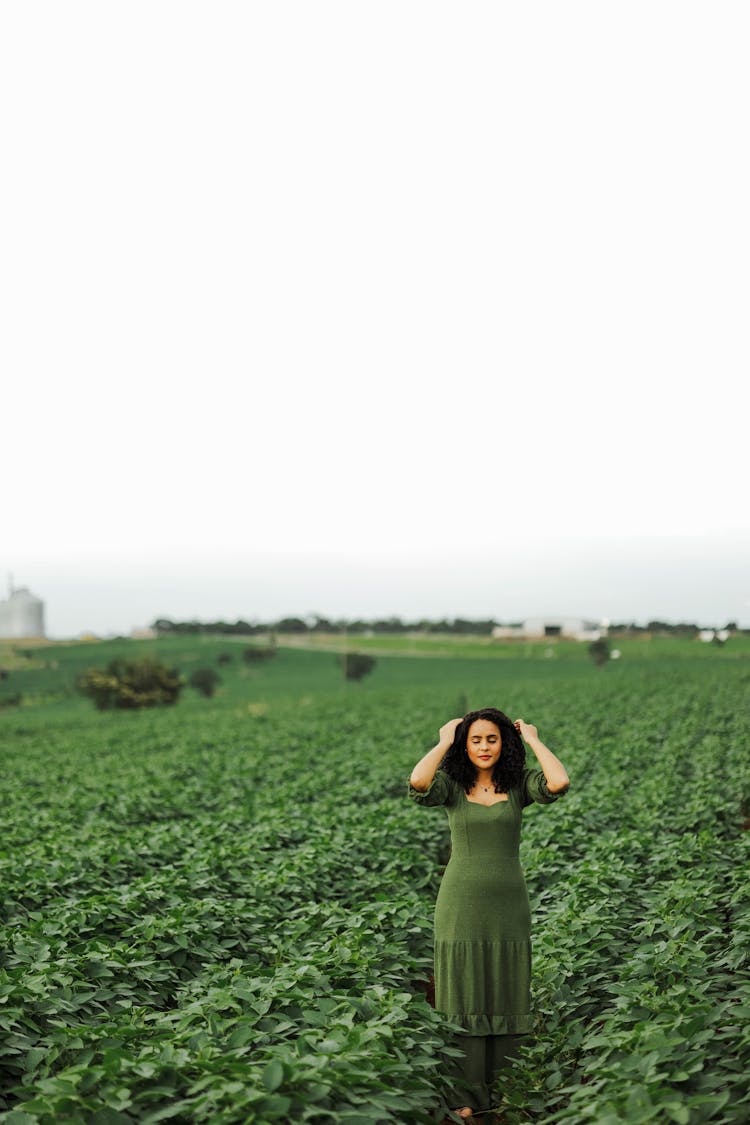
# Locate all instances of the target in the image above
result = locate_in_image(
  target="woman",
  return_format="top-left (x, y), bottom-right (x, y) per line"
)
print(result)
top-left (408, 708), bottom-right (570, 1122)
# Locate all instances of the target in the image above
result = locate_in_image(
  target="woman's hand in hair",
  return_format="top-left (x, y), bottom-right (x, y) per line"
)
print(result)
top-left (439, 717), bottom-right (463, 745)
top-left (514, 719), bottom-right (538, 743)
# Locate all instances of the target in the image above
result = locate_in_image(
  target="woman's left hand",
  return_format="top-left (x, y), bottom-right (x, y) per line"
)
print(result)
top-left (514, 719), bottom-right (538, 743)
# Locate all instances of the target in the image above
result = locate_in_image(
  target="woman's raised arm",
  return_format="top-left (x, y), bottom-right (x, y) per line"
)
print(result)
top-left (409, 717), bottom-right (462, 790)
top-left (514, 719), bottom-right (570, 793)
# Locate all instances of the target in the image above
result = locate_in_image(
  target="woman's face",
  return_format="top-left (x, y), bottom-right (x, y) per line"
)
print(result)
top-left (465, 718), bottom-right (502, 771)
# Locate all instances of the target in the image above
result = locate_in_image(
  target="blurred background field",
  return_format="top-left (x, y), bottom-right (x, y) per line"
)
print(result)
top-left (3, 631), bottom-right (750, 711)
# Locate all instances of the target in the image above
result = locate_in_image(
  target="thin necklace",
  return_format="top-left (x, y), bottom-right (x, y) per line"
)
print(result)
top-left (477, 776), bottom-right (507, 794)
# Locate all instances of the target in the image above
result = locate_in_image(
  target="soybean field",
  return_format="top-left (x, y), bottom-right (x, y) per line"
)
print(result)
top-left (1, 637), bottom-right (748, 1124)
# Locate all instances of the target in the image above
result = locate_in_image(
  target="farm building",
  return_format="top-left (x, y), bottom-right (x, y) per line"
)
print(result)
top-left (493, 616), bottom-right (606, 642)
top-left (0, 581), bottom-right (46, 639)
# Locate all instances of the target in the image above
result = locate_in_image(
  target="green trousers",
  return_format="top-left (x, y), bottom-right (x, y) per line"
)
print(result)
top-left (445, 1033), bottom-right (527, 1112)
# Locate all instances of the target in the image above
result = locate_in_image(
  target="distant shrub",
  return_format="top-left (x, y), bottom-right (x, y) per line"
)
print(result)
top-left (339, 652), bottom-right (377, 681)
top-left (0, 668), bottom-right (8, 680)
top-left (0, 691), bottom-right (22, 709)
top-left (217, 652), bottom-right (233, 666)
top-left (589, 638), bottom-right (610, 667)
top-left (242, 646), bottom-right (276, 664)
top-left (77, 658), bottom-right (184, 710)
top-left (189, 667), bottom-right (221, 698)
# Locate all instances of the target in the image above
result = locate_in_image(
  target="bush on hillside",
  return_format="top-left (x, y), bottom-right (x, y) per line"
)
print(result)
top-left (339, 652), bottom-right (377, 681)
top-left (77, 658), bottom-right (184, 710)
top-left (190, 667), bottom-right (221, 698)
top-left (589, 637), bottom-right (610, 667)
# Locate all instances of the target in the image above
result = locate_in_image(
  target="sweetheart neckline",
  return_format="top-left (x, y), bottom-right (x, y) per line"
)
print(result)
top-left (463, 790), bottom-right (511, 808)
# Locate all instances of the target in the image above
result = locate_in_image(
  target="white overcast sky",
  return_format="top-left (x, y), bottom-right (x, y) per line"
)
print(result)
top-left (2, 2), bottom-right (749, 637)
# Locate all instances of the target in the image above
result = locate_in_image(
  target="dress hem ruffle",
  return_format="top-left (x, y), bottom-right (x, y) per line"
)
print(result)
top-left (447, 1012), bottom-right (533, 1036)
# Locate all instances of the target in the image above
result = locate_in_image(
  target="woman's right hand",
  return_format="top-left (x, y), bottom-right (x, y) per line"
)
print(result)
top-left (439, 717), bottom-right (463, 744)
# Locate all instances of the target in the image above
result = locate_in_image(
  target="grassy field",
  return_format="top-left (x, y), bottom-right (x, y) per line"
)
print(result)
top-left (2, 631), bottom-right (748, 703)
top-left (1, 636), bottom-right (748, 1123)
top-left (158, 631), bottom-right (750, 662)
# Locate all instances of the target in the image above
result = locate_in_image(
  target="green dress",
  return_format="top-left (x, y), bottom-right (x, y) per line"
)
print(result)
top-left (408, 767), bottom-right (568, 1036)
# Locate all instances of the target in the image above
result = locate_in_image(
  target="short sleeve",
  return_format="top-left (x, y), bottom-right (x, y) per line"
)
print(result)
top-left (520, 767), bottom-right (569, 808)
top-left (407, 768), bottom-right (453, 807)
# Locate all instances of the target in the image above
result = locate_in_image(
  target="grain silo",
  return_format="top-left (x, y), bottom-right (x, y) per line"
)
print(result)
top-left (0, 580), bottom-right (46, 639)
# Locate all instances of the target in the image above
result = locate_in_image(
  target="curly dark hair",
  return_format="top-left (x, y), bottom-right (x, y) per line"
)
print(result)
top-left (440, 707), bottom-right (526, 794)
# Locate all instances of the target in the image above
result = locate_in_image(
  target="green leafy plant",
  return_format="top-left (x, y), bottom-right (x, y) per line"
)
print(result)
top-left (339, 652), bottom-right (377, 681)
top-left (76, 658), bottom-right (184, 709)
top-left (189, 667), bottom-right (221, 698)
top-left (588, 637), bottom-right (610, 666)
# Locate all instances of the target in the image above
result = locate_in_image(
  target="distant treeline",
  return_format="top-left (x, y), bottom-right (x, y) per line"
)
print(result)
top-left (151, 617), bottom-right (745, 637)
top-left (152, 616), bottom-right (500, 636)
